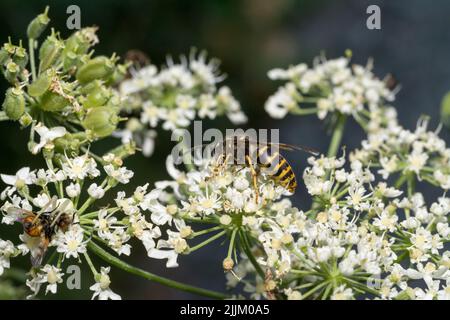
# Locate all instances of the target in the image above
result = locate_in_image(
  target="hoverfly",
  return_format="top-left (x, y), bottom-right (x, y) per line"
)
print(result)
top-left (194, 134), bottom-right (319, 203)
top-left (11, 197), bottom-right (74, 267)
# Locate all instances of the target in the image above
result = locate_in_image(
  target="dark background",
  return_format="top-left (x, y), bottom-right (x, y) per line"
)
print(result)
top-left (0, 0), bottom-right (449, 299)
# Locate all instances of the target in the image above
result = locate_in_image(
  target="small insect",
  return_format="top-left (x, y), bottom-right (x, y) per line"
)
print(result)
top-left (384, 73), bottom-right (399, 91)
top-left (125, 49), bottom-right (150, 70)
top-left (12, 197), bottom-right (73, 267)
top-left (203, 135), bottom-right (319, 202)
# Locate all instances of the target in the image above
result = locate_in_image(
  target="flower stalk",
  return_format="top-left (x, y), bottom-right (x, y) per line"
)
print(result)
top-left (87, 241), bottom-right (228, 299)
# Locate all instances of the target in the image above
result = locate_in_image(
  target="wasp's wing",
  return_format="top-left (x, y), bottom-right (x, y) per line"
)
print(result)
top-left (37, 196), bottom-right (59, 214)
top-left (6, 207), bottom-right (34, 217)
top-left (268, 142), bottom-right (320, 156)
top-left (30, 234), bottom-right (49, 268)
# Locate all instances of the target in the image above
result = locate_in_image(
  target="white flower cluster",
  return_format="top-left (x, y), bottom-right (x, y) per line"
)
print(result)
top-left (265, 55), bottom-right (395, 120)
top-left (217, 155), bottom-right (450, 300)
top-left (351, 108), bottom-right (450, 190)
top-left (0, 152), bottom-right (183, 299)
top-left (117, 51), bottom-right (247, 156)
top-left (141, 155), bottom-right (290, 277)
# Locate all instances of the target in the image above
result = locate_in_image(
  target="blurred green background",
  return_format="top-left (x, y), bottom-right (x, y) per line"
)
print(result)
top-left (0, 0), bottom-right (449, 299)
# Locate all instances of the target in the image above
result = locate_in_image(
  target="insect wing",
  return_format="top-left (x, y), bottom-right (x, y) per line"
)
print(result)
top-left (30, 234), bottom-right (49, 267)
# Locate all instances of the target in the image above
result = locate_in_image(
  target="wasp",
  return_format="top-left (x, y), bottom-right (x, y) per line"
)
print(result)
top-left (11, 197), bottom-right (73, 267)
top-left (201, 134), bottom-right (319, 202)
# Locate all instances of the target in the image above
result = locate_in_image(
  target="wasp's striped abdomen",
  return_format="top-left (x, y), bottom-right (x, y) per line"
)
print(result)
top-left (216, 135), bottom-right (298, 194)
top-left (256, 144), bottom-right (297, 194)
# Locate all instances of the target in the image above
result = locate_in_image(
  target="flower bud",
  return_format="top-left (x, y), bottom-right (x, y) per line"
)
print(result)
top-left (28, 69), bottom-right (53, 97)
top-left (64, 27), bottom-right (98, 56)
top-left (441, 91), bottom-right (450, 129)
top-left (4, 60), bottom-right (19, 84)
top-left (82, 106), bottom-right (120, 138)
top-left (27, 7), bottom-right (50, 39)
top-left (19, 113), bottom-right (33, 127)
top-left (54, 135), bottom-right (83, 154)
top-left (0, 47), bottom-right (10, 65)
top-left (62, 51), bottom-right (79, 72)
top-left (105, 63), bottom-right (128, 85)
top-left (39, 91), bottom-right (70, 112)
top-left (222, 257), bottom-right (234, 271)
top-left (2, 87), bottom-right (25, 120)
top-left (108, 140), bottom-right (137, 159)
top-left (76, 56), bottom-right (115, 84)
top-left (12, 45), bottom-right (28, 69)
top-left (39, 30), bottom-right (63, 72)
top-left (80, 81), bottom-right (112, 109)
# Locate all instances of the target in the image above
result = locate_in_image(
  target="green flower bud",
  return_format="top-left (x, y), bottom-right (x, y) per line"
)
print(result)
top-left (108, 140), bottom-right (137, 160)
top-left (2, 87), bottom-right (25, 120)
top-left (28, 69), bottom-right (54, 97)
top-left (62, 51), bottom-right (79, 72)
top-left (105, 63), bottom-right (129, 85)
top-left (53, 133), bottom-right (84, 154)
top-left (0, 49), bottom-right (9, 65)
top-left (27, 7), bottom-right (50, 39)
top-left (441, 91), bottom-right (450, 129)
top-left (82, 106), bottom-right (120, 137)
top-left (12, 45), bottom-right (28, 69)
top-left (0, 41), bottom-right (27, 66)
top-left (39, 30), bottom-right (64, 72)
top-left (64, 27), bottom-right (98, 56)
top-left (19, 112), bottom-right (33, 127)
top-left (39, 91), bottom-right (69, 112)
top-left (76, 56), bottom-right (115, 84)
top-left (4, 60), bottom-right (19, 83)
top-left (80, 80), bottom-right (114, 109)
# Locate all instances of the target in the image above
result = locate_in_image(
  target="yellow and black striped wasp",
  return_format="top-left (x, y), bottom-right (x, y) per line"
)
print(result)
top-left (198, 134), bottom-right (319, 202)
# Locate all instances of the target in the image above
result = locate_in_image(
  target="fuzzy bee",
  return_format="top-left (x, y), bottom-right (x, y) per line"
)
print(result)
top-left (12, 197), bottom-right (74, 267)
top-left (200, 134), bottom-right (319, 202)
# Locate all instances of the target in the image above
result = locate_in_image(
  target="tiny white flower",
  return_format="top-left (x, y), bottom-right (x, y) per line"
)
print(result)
top-left (87, 183), bottom-right (105, 199)
top-left (32, 123), bottom-right (67, 154)
top-left (90, 267), bottom-right (121, 300)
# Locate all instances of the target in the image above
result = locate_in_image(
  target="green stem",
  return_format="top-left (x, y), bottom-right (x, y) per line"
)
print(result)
top-left (301, 280), bottom-right (329, 300)
top-left (227, 228), bottom-right (238, 258)
top-left (83, 252), bottom-right (98, 276)
top-left (407, 173), bottom-right (415, 197)
top-left (394, 174), bottom-right (408, 189)
top-left (291, 107), bottom-right (318, 116)
top-left (28, 38), bottom-right (37, 81)
top-left (189, 230), bottom-right (226, 252)
top-left (88, 241), bottom-right (228, 299)
top-left (239, 230), bottom-right (265, 279)
top-left (191, 225), bottom-right (223, 238)
top-left (327, 113), bottom-right (347, 158)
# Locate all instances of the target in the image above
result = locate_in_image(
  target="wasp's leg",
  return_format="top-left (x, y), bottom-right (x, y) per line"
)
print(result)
top-left (245, 155), bottom-right (260, 203)
top-left (213, 154), bottom-right (230, 177)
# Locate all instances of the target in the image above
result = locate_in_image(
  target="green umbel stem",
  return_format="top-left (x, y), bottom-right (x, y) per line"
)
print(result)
top-left (88, 241), bottom-right (228, 299)
top-left (327, 113), bottom-right (347, 158)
